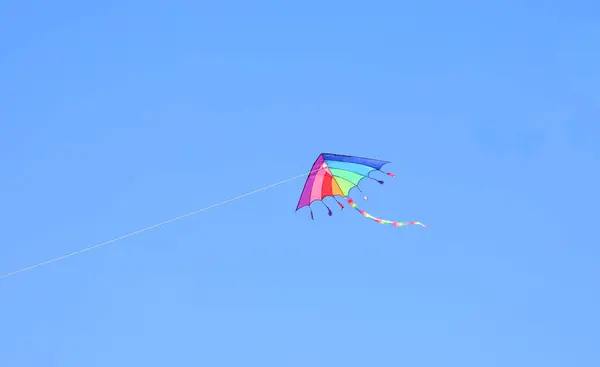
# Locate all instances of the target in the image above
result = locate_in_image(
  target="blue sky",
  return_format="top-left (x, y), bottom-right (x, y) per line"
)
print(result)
top-left (1, 0), bottom-right (599, 366)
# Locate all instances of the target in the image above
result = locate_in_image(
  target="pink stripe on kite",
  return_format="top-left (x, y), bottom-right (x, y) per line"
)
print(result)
top-left (309, 167), bottom-right (326, 203)
top-left (296, 155), bottom-right (324, 209)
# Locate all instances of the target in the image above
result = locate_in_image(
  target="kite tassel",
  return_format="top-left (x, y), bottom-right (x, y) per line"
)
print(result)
top-left (368, 175), bottom-right (385, 185)
top-left (346, 197), bottom-right (426, 228)
top-left (323, 202), bottom-right (333, 216)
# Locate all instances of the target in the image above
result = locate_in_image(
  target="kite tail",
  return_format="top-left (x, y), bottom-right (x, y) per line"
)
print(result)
top-left (346, 198), bottom-right (427, 228)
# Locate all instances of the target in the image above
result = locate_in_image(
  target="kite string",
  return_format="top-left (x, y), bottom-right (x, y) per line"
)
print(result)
top-left (0, 169), bottom-right (318, 280)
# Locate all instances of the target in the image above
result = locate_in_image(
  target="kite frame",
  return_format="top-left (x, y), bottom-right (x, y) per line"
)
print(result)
top-left (295, 152), bottom-right (392, 212)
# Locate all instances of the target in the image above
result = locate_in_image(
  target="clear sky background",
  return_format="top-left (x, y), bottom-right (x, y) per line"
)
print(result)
top-left (1, 1), bottom-right (599, 366)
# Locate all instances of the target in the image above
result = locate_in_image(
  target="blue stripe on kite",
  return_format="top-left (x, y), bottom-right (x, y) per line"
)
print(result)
top-left (321, 153), bottom-right (389, 170)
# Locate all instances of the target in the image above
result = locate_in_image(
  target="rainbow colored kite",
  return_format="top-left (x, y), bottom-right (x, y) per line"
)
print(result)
top-left (296, 153), bottom-right (426, 227)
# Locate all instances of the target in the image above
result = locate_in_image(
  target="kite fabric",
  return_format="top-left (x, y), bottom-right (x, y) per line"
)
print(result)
top-left (296, 153), bottom-right (426, 227)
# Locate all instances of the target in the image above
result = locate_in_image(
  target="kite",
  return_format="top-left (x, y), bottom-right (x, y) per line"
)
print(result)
top-left (296, 153), bottom-right (427, 227)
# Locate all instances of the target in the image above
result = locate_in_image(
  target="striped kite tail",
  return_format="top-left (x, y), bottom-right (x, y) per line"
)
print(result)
top-left (346, 198), bottom-right (427, 227)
